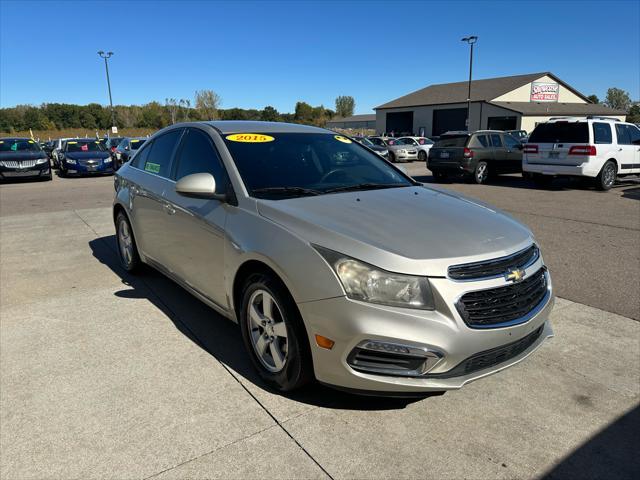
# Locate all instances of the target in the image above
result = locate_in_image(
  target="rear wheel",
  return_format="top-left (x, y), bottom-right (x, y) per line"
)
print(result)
top-left (472, 161), bottom-right (488, 184)
top-left (239, 273), bottom-right (313, 392)
top-left (595, 160), bottom-right (616, 191)
top-left (115, 212), bottom-right (141, 272)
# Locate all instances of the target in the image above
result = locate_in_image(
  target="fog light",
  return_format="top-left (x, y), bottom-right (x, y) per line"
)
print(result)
top-left (315, 334), bottom-right (335, 350)
top-left (362, 341), bottom-right (410, 354)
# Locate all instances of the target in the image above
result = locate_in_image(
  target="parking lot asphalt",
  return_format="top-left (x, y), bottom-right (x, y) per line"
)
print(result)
top-left (1, 173), bottom-right (639, 479)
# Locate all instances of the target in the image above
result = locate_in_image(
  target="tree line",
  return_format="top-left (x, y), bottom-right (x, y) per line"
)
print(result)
top-left (0, 91), bottom-right (358, 133)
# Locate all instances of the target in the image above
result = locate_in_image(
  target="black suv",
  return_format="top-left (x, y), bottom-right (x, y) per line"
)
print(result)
top-left (427, 130), bottom-right (523, 184)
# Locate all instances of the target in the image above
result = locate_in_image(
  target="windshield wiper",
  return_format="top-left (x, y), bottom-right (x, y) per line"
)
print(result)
top-left (323, 183), bottom-right (407, 194)
top-left (252, 186), bottom-right (322, 198)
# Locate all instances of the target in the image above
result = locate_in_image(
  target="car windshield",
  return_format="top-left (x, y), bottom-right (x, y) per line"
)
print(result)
top-left (528, 122), bottom-right (589, 143)
top-left (434, 135), bottom-right (469, 147)
top-left (417, 137), bottom-right (434, 145)
top-left (0, 139), bottom-right (42, 153)
top-left (129, 139), bottom-right (145, 150)
top-left (360, 138), bottom-right (375, 147)
top-left (223, 132), bottom-right (413, 199)
top-left (65, 141), bottom-right (106, 152)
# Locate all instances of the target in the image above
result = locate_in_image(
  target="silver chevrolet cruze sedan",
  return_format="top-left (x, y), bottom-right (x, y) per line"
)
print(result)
top-left (113, 121), bottom-right (554, 395)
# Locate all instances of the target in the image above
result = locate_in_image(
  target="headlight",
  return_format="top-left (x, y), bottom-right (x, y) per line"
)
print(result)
top-left (36, 158), bottom-right (48, 164)
top-left (65, 158), bottom-right (77, 164)
top-left (104, 157), bottom-right (112, 163)
top-left (314, 246), bottom-right (435, 310)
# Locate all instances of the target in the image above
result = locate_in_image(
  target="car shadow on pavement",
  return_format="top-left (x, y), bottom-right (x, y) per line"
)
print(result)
top-left (89, 235), bottom-right (428, 411)
top-left (414, 173), bottom-right (640, 192)
top-left (542, 405), bottom-right (639, 480)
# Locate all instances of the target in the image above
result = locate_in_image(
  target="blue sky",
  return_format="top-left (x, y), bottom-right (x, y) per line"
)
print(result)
top-left (1, 0), bottom-right (639, 112)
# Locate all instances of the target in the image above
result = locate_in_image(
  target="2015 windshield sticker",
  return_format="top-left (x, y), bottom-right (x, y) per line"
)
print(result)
top-left (67, 141), bottom-right (78, 144)
top-left (334, 135), bottom-right (352, 144)
top-left (144, 162), bottom-right (161, 174)
top-left (226, 133), bottom-right (275, 143)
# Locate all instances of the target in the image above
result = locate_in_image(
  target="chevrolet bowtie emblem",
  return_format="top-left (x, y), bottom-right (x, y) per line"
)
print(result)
top-left (505, 268), bottom-right (526, 283)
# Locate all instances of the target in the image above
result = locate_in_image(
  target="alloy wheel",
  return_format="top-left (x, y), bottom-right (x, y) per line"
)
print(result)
top-left (476, 162), bottom-right (488, 183)
top-left (603, 163), bottom-right (616, 188)
top-left (118, 219), bottom-right (134, 267)
top-left (247, 289), bottom-right (288, 372)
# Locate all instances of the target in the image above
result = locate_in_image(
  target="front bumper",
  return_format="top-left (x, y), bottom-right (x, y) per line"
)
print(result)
top-left (298, 263), bottom-right (554, 394)
top-left (64, 162), bottom-right (114, 175)
top-left (392, 151), bottom-right (418, 161)
top-left (0, 164), bottom-right (50, 180)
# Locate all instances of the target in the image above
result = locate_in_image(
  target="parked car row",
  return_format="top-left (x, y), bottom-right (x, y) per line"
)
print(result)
top-left (365, 135), bottom-right (435, 163)
top-left (426, 117), bottom-right (640, 190)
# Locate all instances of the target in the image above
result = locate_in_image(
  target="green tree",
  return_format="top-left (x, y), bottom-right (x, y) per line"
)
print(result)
top-left (335, 95), bottom-right (355, 118)
top-left (587, 94), bottom-right (599, 104)
top-left (195, 90), bottom-right (221, 120)
top-left (294, 101), bottom-right (314, 122)
top-left (261, 106), bottom-right (280, 122)
top-left (604, 88), bottom-right (631, 111)
top-left (627, 104), bottom-right (640, 124)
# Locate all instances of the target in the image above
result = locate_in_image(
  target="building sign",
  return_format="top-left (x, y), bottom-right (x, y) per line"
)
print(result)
top-left (530, 82), bottom-right (559, 102)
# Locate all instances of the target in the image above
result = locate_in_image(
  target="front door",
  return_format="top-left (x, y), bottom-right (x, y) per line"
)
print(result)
top-left (503, 133), bottom-right (523, 173)
top-left (489, 133), bottom-right (507, 172)
top-left (616, 124), bottom-right (640, 174)
top-left (162, 127), bottom-right (229, 308)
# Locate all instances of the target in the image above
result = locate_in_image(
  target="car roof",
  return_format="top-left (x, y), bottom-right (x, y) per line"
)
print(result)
top-left (205, 120), bottom-right (330, 134)
top-left (0, 137), bottom-right (32, 141)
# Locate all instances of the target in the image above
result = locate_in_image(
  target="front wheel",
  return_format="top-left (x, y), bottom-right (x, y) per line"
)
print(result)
top-left (115, 212), bottom-right (141, 272)
top-left (387, 151), bottom-right (396, 163)
top-left (239, 273), bottom-right (313, 392)
top-left (595, 160), bottom-right (616, 191)
top-left (418, 150), bottom-right (427, 162)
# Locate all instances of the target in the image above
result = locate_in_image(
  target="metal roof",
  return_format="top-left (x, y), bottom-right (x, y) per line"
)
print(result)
top-left (490, 101), bottom-right (627, 116)
top-left (375, 72), bottom-right (590, 109)
top-left (206, 120), bottom-right (328, 134)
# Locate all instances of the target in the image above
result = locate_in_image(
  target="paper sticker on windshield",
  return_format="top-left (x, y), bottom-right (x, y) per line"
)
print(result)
top-left (334, 135), bottom-right (352, 144)
top-left (28, 140), bottom-right (35, 144)
top-left (131, 139), bottom-right (140, 143)
top-left (67, 141), bottom-right (78, 144)
top-left (144, 162), bottom-right (161, 174)
top-left (226, 133), bottom-right (274, 143)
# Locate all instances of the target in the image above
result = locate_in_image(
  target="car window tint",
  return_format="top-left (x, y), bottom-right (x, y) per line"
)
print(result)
top-left (504, 134), bottom-right (520, 148)
top-left (490, 134), bottom-right (503, 147)
top-left (174, 129), bottom-right (227, 191)
top-left (626, 125), bottom-right (640, 144)
top-left (476, 135), bottom-right (489, 147)
top-left (144, 129), bottom-right (181, 177)
top-left (131, 141), bottom-right (152, 168)
top-left (529, 122), bottom-right (589, 143)
top-left (615, 124), bottom-right (632, 145)
top-left (593, 123), bottom-right (612, 144)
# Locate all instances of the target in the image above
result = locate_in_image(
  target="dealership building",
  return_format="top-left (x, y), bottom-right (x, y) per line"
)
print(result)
top-left (375, 72), bottom-right (627, 136)
top-left (325, 114), bottom-right (376, 130)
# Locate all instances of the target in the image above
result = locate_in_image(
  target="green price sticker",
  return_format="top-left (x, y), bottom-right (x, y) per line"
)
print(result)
top-left (144, 162), bottom-right (161, 174)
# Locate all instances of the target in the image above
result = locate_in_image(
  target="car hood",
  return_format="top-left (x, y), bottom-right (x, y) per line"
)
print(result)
top-left (257, 186), bottom-right (533, 277)
top-left (0, 151), bottom-right (47, 161)
top-left (65, 151), bottom-right (110, 160)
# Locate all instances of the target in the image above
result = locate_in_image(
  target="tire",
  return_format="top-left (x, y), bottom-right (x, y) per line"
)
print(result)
top-left (595, 160), bottom-right (616, 191)
top-left (532, 173), bottom-right (553, 187)
top-left (388, 151), bottom-right (396, 163)
top-left (418, 151), bottom-right (427, 162)
top-left (472, 161), bottom-right (489, 184)
top-left (239, 273), bottom-right (313, 392)
top-left (115, 212), bottom-right (141, 272)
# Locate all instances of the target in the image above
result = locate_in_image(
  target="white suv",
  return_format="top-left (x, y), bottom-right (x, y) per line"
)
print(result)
top-left (523, 117), bottom-right (640, 190)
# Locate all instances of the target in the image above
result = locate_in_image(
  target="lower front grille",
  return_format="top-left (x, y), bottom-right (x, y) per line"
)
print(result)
top-left (347, 348), bottom-right (426, 377)
top-left (427, 325), bottom-right (544, 379)
top-left (456, 268), bottom-right (548, 328)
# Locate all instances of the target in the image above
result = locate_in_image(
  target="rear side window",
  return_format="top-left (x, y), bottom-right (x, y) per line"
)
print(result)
top-left (174, 129), bottom-right (228, 192)
top-left (435, 135), bottom-right (468, 147)
top-left (490, 134), bottom-right (503, 147)
top-left (143, 129), bottom-right (182, 177)
top-left (615, 124), bottom-right (632, 145)
top-left (528, 122), bottom-right (589, 143)
top-left (131, 142), bottom-right (151, 168)
top-left (593, 123), bottom-right (612, 144)
top-left (469, 135), bottom-right (488, 148)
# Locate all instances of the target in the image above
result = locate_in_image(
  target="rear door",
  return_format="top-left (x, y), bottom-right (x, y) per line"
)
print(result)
top-left (162, 127), bottom-right (230, 308)
top-left (625, 125), bottom-right (640, 172)
top-left (128, 128), bottom-right (183, 268)
top-left (615, 124), bottom-right (640, 173)
top-left (503, 134), bottom-right (523, 173)
top-left (488, 133), bottom-right (507, 170)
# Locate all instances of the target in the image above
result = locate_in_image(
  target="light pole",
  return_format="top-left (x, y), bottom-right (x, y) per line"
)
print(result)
top-left (98, 51), bottom-right (116, 131)
top-left (461, 36), bottom-right (477, 130)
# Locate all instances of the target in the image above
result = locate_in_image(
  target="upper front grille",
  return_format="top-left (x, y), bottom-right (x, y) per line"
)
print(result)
top-left (1, 160), bottom-right (37, 168)
top-left (427, 325), bottom-right (544, 379)
top-left (78, 159), bottom-right (102, 167)
top-left (448, 245), bottom-right (539, 281)
top-left (456, 268), bottom-right (548, 328)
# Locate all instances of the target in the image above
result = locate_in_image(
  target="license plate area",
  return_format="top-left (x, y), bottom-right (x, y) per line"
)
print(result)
top-left (440, 152), bottom-right (450, 159)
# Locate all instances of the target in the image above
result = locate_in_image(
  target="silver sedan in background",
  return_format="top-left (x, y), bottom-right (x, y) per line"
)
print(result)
top-left (113, 121), bottom-right (553, 396)
top-left (369, 136), bottom-right (418, 163)
top-left (396, 136), bottom-right (435, 162)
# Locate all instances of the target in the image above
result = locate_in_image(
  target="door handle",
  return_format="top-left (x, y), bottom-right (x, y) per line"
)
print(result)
top-left (164, 203), bottom-right (176, 215)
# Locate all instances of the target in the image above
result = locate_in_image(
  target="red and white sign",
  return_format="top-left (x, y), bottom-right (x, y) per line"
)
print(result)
top-left (530, 82), bottom-right (559, 102)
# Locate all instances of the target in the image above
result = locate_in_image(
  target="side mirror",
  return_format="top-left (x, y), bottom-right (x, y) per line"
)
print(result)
top-left (175, 172), bottom-right (226, 200)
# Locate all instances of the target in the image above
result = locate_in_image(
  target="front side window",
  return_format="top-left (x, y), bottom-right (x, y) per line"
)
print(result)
top-left (615, 124), bottom-right (632, 145)
top-left (490, 134), bottom-right (503, 147)
top-left (143, 129), bottom-right (182, 177)
top-left (625, 125), bottom-right (640, 144)
top-left (222, 132), bottom-right (413, 199)
top-left (174, 129), bottom-right (227, 191)
top-left (129, 139), bottom-right (145, 150)
top-left (504, 134), bottom-right (520, 148)
top-left (131, 142), bottom-right (152, 168)
top-left (593, 122), bottom-right (612, 144)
